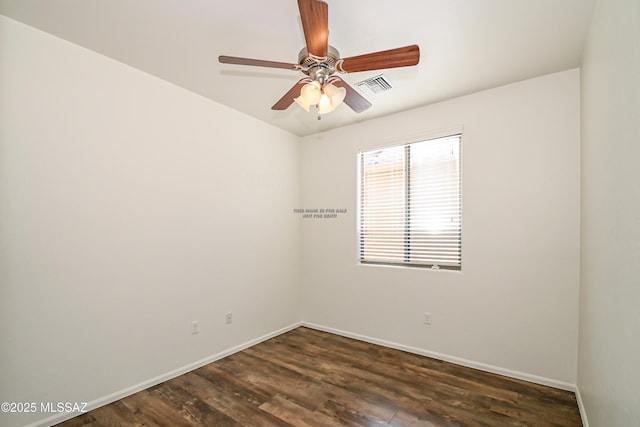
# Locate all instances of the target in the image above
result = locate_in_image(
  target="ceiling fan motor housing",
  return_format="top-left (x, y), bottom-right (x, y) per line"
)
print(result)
top-left (298, 45), bottom-right (341, 83)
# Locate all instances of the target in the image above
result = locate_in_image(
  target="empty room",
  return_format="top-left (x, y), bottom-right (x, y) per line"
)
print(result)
top-left (1, 0), bottom-right (638, 426)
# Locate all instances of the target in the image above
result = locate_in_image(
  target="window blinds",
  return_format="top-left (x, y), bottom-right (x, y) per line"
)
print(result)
top-left (359, 134), bottom-right (462, 269)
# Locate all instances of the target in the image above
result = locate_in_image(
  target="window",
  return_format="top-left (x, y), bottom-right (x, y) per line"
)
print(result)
top-left (358, 134), bottom-right (462, 269)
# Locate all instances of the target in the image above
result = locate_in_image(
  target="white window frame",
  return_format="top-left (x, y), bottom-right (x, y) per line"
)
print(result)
top-left (357, 133), bottom-right (462, 270)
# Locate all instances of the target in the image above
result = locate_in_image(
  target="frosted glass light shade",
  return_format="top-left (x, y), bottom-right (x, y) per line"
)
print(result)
top-left (324, 83), bottom-right (346, 106)
top-left (317, 83), bottom-right (346, 114)
top-left (317, 93), bottom-right (333, 114)
top-left (301, 81), bottom-right (322, 103)
top-left (294, 81), bottom-right (321, 112)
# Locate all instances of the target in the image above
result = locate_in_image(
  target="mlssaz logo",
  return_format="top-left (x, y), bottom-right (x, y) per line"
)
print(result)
top-left (40, 402), bottom-right (88, 413)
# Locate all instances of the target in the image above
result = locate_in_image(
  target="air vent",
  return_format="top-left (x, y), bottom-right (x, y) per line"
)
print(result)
top-left (355, 74), bottom-right (393, 96)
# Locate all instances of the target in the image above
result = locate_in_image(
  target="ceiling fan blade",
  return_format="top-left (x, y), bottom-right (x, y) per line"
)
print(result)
top-left (272, 79), bottom-right (308, 110)
top-left (338, 45), bottom-right (420, 73)
top-left (219, 55), bottom-right (299, 70)
top-left (331, 78), bottom-right (372, 113)
top-left (298, 0), bottom-right (329, 58)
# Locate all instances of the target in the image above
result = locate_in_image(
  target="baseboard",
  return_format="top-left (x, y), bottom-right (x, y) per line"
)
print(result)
top-left (302, 322), bottom-right (577, 392)
top-left (28, 321), bottom-right (583, 427)
top-left (575, 386), bottom-right (590, 427)
top-left (27, 321), bottom-right (302, 427)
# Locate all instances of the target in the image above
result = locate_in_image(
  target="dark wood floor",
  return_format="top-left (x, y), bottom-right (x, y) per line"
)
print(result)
top-left (57, 327), bottom-right (582, 426)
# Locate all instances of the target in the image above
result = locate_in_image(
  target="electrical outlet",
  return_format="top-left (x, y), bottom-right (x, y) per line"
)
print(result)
top-left (424, 312), bottom-right (432, 325)
top-left (191, 320), bottom-right (199, 334)
top-left (226, 312), bottom-right (233, 325)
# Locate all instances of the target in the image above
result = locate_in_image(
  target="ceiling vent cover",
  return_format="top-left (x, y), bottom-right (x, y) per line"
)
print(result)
top-left (355, 74), bottom-right (393, 96)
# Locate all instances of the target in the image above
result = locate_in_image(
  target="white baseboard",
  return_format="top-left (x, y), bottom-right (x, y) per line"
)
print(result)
top-left (27, 321), bottom-right (302, 427)
top-left (575, 386), bottom-right (590, 427)
top-left (302, 322), bottom-right (577, 392)
top-left (29, 321), bottom-right (585, 427)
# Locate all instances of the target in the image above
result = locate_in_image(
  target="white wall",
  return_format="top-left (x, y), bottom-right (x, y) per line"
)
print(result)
top-left (579, 0), bottom-right (640, 425)
top-left (0, 16), bottom-right (300, 427)
top-left (300, 69), bottom-right (581, 387)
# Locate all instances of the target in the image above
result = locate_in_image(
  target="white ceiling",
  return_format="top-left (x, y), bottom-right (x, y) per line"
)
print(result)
top-left (0, 0), bottom-right (596, 137)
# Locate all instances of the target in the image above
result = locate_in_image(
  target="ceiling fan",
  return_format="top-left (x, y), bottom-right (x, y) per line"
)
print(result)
top-left (219, 0), bottom-right (420, 115)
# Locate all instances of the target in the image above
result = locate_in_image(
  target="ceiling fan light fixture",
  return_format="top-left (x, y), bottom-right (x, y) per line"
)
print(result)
top-left (317, 93), bottom-right (333, 114)
top-left (324, 82), bottom-right (346, 106)
top-left (301, 81), bottom-right (322, 103)
top-left (294, 81), bottom-right (321, 112)
top-left (294, 96), bottom-right (311, 112)
top-left (295, 80), bottom-right (346, 114)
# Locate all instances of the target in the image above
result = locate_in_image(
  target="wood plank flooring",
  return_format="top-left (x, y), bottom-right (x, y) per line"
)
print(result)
top-left (56, 327), bottom-right (582, 426)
